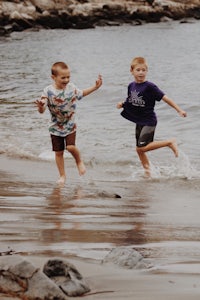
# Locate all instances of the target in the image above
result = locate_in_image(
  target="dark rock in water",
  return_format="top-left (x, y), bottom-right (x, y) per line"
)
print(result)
top-left (0, 255), bottom-right (67, 300)
top-left (102, 246), bottom-right (150, 269)
top-left (43, 258), bottom-right (90, 296)
top-left (97, 191), bottom-right (121, 198)
top-left (115, 193), bottom-right (122, 198)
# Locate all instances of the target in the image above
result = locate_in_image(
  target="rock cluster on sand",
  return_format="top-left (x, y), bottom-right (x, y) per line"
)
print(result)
top-left (0, 0), bottom-right (200, 35)
top-left (0, 255), bottom-right (90, 299)
top-left (0, 248), bottom-right (149, 298)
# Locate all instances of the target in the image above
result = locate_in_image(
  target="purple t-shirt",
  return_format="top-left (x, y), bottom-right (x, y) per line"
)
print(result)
top-left (121, 81), bottom-right (164, 126)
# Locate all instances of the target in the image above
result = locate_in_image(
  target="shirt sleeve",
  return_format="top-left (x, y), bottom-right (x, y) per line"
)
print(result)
top-left (72, 83), bottom-right (83, 100)
top-left (40, 86), bottom-right (49, 106)
top-left (151, 83), bottom-right (165, 101)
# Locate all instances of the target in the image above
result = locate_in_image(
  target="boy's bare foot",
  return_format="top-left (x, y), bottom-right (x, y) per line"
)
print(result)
top-left (169, 138), bottom-right (178, 157)
top-left (57, 175), bottom-right (66, 186)
top-left (144, 168), bottom-right (151, 178)
top-left (77, 161), bottom-right (86, 176)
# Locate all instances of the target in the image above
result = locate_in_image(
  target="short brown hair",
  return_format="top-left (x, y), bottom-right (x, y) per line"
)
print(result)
top-left (130, 57), bottom-right (148, 71)
top-left (51, 62), bottom-right (69, 76)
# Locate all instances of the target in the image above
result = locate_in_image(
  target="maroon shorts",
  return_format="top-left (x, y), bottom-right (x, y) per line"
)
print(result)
top-left (51, 131), bottom-right (76, 151)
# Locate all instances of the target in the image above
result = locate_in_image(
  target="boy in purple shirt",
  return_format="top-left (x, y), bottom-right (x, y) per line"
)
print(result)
top-left (117, 57), bottom-right (187, 177)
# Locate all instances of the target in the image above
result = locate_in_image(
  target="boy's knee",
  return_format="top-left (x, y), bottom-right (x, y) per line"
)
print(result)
top-left (55, 150), bottom-right (64, 157)
top-left (136, 146), bottom-right (144, 154)
top-left (66, 145), bottom-right (75, 152)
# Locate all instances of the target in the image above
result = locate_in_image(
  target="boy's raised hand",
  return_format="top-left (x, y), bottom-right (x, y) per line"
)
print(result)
top-left (35, 99), bottom-right (46, 113)
top-left (95, 74), bottom-right (103, 89)
top-left (179, 110), bottom-right (187, 117)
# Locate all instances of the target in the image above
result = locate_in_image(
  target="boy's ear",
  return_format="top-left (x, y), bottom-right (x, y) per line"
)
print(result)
top-left (51, 74), bottom-right (55, 80)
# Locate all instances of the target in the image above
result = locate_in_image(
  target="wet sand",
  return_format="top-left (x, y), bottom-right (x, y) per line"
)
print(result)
top-left (1, 155), bottom-right (200, 299)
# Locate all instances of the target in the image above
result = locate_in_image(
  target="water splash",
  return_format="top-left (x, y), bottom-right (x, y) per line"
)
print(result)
top-left (174, 150), bottom-right (200, 179)
top-left (131, 150), bottom-right (200, 181)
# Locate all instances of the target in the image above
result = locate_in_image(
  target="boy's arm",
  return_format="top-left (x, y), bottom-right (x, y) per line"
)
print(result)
top-left (82, 74), bottom-right (102, 97)
top-left (35, 98), bottom-right (47, 114)
top-left (162, 95), bottom-right (187, 117)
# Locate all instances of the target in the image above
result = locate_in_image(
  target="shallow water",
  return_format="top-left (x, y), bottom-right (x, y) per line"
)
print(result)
top-left (0, 21), bottom-right (200, 269)
top-left (0, 21), bottom-right (200, 180)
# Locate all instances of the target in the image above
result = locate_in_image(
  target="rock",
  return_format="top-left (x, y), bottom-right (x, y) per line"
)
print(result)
top-left (0, 26), bottom-right (9, 35)
top-left (0, 0), bottom-right (200, 36)
top-left (43, 258), bottom-right (90, 297)
top-left (32, 0), bottom-right (57, 11)
top-left (0, 255), bottom-right (68, 299)
top-left (102, 246), bottom-right (150, 269)
top-left (97, 191), bottom-right (121, 198)
top-left (0, 255), bottom-right (91, 299)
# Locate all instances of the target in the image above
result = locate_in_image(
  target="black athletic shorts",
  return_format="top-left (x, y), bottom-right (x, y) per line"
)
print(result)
top-left (51, 131), bottom-right (76, 151)
top-left (135, 125), bottom-right (156, 147)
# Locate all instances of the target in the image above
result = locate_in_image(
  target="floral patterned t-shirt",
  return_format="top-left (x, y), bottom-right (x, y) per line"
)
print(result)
top-left (41, 83), bottom-right (83, 137)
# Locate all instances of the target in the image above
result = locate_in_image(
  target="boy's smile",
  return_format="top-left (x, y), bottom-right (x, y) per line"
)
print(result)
top-left (52, 67), bottom-right (71, 90)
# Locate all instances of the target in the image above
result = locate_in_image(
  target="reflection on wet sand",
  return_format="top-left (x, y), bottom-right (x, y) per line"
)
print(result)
top-left (36, 185), bottom-right (148, 249)
top-left (0, 173), bottom-right (150, 259)
top-left (1, 166), bottom-right (200, 265)
top-left (39, 187), bottom-right (82, 243)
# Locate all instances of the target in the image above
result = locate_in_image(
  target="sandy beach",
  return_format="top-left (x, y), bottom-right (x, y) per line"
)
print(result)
top-left (1, 254), bottom-right (200, 300)
top-left (1, 154), bottom-right (200, 299)
top-left (1, 17), bottom-right (200, 299)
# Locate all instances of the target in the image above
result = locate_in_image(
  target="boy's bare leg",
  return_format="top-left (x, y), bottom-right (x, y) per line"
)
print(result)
top-left (168, 138), bottom-right (178, 157)
top-left (138, 138), bottom-right (178, 157)
top-left (55, 151), bottom-right (66, 184)
top-left (136, 149), bottom-right (151, 177)
top-left (67, 145), bottom-right (86, 176)
top-left (136, 138), bottom-right (178, 177)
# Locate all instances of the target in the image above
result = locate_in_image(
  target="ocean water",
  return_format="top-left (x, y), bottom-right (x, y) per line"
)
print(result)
top-left (0, 20), bottom-right (200, 181)
top-left (1, 21), bottom-right (200, 265)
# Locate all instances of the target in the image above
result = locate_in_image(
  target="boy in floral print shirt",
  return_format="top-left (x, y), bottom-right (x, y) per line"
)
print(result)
top-left (36, 62), bottom-right (102, 185)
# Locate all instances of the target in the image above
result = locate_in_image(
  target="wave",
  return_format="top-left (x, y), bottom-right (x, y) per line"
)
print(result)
top-left (1, 144), bottom-right (199, 182)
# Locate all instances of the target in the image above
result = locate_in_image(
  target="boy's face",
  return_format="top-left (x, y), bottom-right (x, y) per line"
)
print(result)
top-left (52, 67), bottom-right (70, 90)
top-left (131, 63), bottom-right (148, 83)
